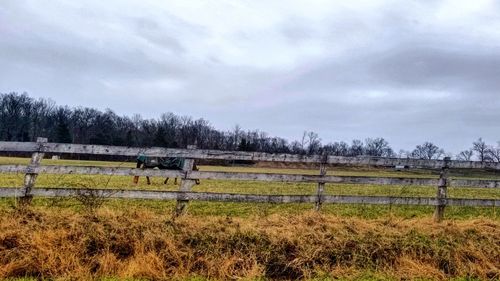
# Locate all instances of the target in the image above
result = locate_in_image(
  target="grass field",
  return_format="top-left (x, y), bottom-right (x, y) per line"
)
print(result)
top-left (1, 207), bottom-right (499, 280)
top-left (0, 156), bottom-right (499, 220)
top-left (0, 156), bottom-right (499, 280)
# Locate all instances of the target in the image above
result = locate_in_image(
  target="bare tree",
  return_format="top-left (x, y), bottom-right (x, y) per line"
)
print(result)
top-left (472, 138), bottom-right (491, 162)
top-left (232, 124), bottom-right (242, 150)
top-left (290, 140), bottom-right (304, 154)
top-left (487, 142), bottom-right (500, 163)
top-left (456, 149), bottom-right (474, 161)
top-left (411, 142), bottom-right (445, 160)
top-left (324, 141), bottom-right (349, 156)
top-left (300, 131), bottom-right (308, 152)
top-left (306, 131), bottom-right (321, 155)
top-left (349, 139), bottom-right (364, 156)
top-left (364, 138), bottom-right (394, 157)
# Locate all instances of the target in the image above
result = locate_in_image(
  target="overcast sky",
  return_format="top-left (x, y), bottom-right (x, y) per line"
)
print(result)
top-left (1, 0), bottom-right (499, 153)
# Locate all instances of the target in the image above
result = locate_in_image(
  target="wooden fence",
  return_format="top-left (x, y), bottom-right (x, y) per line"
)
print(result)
top-left (1, 138), bottom-right (499, 220)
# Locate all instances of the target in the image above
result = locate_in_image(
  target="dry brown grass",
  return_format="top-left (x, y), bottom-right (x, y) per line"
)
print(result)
top-left (0, 205), bottom-right (499, 280)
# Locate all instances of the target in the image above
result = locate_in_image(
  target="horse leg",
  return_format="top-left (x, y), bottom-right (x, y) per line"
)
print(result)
top-left (133, 161), bottom-right (142, 184)
top-left (146, 176), bottom-right (151, 185)
top-left (174, 177), bottom-right (178, 185)
top-left (164, 177), bottom-right (169, 185)
top-left (193, 164), bottom-right (200, 185)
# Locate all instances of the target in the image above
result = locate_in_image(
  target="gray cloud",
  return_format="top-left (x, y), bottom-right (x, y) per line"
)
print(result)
top-left (1, 0), bottom-right (500, 153)
top-left (369, 44), bottom-right (500, 93)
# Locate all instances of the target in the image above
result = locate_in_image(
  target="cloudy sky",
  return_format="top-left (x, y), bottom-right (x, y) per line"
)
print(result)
top-left (1, 0), bottom-right (499, 153)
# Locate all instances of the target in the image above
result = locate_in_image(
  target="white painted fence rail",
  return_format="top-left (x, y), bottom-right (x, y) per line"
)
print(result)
top-left (1, 139), bottom-right (499, 220)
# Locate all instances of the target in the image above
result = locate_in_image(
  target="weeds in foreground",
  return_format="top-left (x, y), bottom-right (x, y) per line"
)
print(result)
top-left (0, 207), bottom-right (498, 280)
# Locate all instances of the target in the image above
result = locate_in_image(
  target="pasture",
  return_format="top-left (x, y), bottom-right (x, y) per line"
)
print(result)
top-left (1, 154), bottom-right (499, 280)
top-left (0, 156), bottom-right (498, 219)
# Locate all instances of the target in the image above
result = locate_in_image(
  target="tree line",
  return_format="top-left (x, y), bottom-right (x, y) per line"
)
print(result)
top-left (1, 92), bottom-right (499, 162)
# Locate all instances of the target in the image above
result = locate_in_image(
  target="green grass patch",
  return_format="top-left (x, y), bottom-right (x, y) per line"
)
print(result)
top-left (0, 156), bottom-right (498, 220)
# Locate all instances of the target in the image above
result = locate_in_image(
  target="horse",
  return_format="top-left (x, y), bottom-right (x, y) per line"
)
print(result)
top-left (133, 155), bottom-right (200, 185)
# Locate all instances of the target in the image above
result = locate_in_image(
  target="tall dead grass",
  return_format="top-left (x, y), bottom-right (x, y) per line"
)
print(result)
top-left (0, 206), bottom-right (499, 280)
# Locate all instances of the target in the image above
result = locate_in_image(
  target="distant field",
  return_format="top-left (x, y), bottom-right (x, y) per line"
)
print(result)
top-left (0, 156), bottom-right (498, 219)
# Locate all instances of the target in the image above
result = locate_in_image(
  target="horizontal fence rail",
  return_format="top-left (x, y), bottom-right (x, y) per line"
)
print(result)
top-left (1, 139), bottom-right (499, 221)
top-left (2, 141), bottom-right (500, 170)
top-left (0, 188), bottom-right (498, 207)
top-left (1, 164), bottom-right (500, 188)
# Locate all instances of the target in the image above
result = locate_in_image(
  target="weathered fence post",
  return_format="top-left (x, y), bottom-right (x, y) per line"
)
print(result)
top-left (20, 137), bottom-right (47, 204)
top-left (315, 154), bottom-right (328, 211)
top-left (433, 157), bottom-right (450, 222)
top-left (174, 145), bottom-right (197, 216)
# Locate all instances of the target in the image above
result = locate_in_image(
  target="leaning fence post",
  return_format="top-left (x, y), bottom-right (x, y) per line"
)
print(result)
top-left (315, 154), bottom-right (328, 211)
top-left (20, 137), bottom-right (47, 205)
top-left (174, 145), bottom-right (197, 216)
top-left (433, 157), bottom-right (450, 222)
